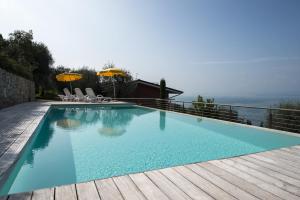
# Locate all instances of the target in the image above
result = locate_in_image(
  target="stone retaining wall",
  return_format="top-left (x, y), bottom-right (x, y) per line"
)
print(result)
top-left (0, 68), bottom-right (35, 109)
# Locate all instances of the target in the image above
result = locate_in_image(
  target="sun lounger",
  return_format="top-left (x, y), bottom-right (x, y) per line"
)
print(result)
top-left (58, 94), bottom-right (68, 101)
top-left (74, 88), bottom-right (88, 102)
top-left (62, 88), bottom-right (75, 101)
top-left (85, 88), bottom-right (112, 102)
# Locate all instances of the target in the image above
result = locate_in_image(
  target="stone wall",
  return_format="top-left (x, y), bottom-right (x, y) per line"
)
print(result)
top-left (0, 68), bottom-right (35, 109)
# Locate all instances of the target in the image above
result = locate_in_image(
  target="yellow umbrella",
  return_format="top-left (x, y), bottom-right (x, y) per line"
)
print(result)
top-left (97, 68), bottom-right (126, 77)
top-left (56, 72), bottom-right (82, 94)
top-left (97, 68), bottom-right (126, 97)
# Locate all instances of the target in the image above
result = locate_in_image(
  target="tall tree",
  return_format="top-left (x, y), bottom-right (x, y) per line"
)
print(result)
top-left (32, 42), bottom-right (54, 95)
top-left (0, 30), bottom-right (54, 95)
top-left (160, 79), bottom-right (166, 99)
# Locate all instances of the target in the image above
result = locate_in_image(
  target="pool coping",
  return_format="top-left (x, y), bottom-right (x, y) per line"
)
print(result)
top-left (0, 101), bottom-right (300, 198)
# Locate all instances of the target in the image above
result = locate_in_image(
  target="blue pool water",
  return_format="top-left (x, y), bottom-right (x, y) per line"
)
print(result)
top-left (1, 105), bottom-right (300, 195)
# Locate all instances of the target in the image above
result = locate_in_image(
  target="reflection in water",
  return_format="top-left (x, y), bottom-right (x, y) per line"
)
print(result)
top-left (160, 111), bottom-right (166, 130)
top-left (85, 109), bottom-right (99, 123)
top-left (98, 127), bottom-right (126, 137)
top-left (56, 119), bottom-right (81, 129)
top-left (23, 107), bottom-right (155, 165)
top-left (52, 107), bottom-right (156, 138)
top-left (197, 117), bottom-right (203, 123)
top-left (100, 109), bottom-right (134, 128)
top-left (98, 108), bottom-right (134, 137)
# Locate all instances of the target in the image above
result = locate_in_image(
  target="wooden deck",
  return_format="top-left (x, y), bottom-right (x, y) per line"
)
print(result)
top-left (1, 101), bottom-right (300, 200)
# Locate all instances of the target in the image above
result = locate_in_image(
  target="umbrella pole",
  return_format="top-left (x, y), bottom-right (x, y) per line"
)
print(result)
top-left (70, 82), bottom-right (72, 94)
top-left (112, 77), bottom-right (116, 98)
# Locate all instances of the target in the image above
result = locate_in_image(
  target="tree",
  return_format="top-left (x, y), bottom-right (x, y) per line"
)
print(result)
top-left (103, 62), bottom-right (115, 69)
top-left (0, 30), bottom-right (35, 79)
top-left (7, 30), bottom-right (35, 74)
top-left (160, 79), bottom-right (166, 99)
top-left (32, 42), bottom-right (54, 95)
top-left (99, 63), bottom-right (134, 97)
top-left (0, 30), bottom-right (54, 95)
top-left (72, 67), bottom-right (100, 94)
top-left (193, 95), bottom-right (205, 109)
top-left (192, 95), bottom-right (239, 122)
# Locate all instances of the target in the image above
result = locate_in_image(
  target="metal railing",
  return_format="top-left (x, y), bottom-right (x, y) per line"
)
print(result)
top-left (114, 98), bottom-right (300, 133)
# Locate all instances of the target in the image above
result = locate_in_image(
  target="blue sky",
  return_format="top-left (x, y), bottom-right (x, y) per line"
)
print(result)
top-left (1, 0), bottom-right (300, 97)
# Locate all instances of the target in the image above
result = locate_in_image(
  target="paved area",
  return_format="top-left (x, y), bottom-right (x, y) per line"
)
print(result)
top-left (0, 101), bottom-right (300, 200)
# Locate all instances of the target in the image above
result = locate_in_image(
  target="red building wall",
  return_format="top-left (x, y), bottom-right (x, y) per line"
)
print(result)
top-left (128, 83), bottom-right (169, 98)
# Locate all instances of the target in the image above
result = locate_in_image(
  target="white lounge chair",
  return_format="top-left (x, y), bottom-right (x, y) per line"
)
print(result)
top-left (62, 88), bottom-right (75, 101)
top-left (58, 94), bottom-right (68, 101)
top-left (85, 88), bottom-right (112, 102)
top-left (74, 88), bottom-right (88, 102)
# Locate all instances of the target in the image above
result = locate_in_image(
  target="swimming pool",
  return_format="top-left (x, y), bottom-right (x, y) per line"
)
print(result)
top-left (1, 105), bottom-right (300, 195)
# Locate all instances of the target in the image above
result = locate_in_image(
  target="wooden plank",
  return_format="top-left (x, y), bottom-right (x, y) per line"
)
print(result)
top-left (55, 184), bottom-right (77, 200)
top-left (282, 147), bottom-right (300, 157)
top-left (145, 170), bottom-right (192, 200)
top-left (129, 173), bottom-right (169, 200)
top-left (32, 188), bottom-right (54, 200)
top-left (220, 159), bottom-right (299, 200)
top-left (160, 167), bottom-right (214, 200)
top-left (7, 192), bottom-right (32, 200)
top-left (236, 156), bottom-right (300, 184)
top-left (249, 154), bottom-right (300, 175)
top-left (187, 163), bottom-right (258, 200)
top-left (242, 156), bottom-right (300, 179)
top-left (201, 162), bottom-right (281, 200)
top-left (265, 151), bottom-right (300, 165)
top-left (95, 178), bottom-right (123, 200)
top-left (76, 181), bottom-right (100, 200)
top-left (293, 146), bottom-right (300, 150)
top-left (258, 151), bottom-right (300, 168)
top-left (113, 175), bottom-right (146, 200)
top-left (229, 158), bottom-right (300, 196)
top-left (275, 149), bottom-right (300, 162)
top-left (174, 166), bottom-right (236, 200)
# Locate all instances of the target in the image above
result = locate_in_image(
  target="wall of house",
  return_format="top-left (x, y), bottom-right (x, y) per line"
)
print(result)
top-left (128, 83), bottom-right (169, 98)
top-left (0, 68), bottom-right (35, 109)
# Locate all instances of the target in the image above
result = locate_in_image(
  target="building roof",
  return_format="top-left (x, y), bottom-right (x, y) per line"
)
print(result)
top-left (131, 79), bottom-right (183, 94)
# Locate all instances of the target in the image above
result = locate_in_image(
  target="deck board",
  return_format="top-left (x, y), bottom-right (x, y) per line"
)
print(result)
top-left (76, 181), bottom-right (100, 200)
top-left (188, 163), bottom-right (259, 200)
top-left (1, 101), bottom-right (300, 200)
top-left (236, 157), bottom-right (300, 185)
top-left (144, 170), bottom-right (192, 200)
top-left (174, 166), bottom-right (236, 200)
top-left (160, 167), bottom-right (214, 200)
top-left (283, 147), bottom-right (300, 156)
top-left (55, 185), bottom-right (77, 200)
top-left (225, 158), bottom-right (300, 195)
top-left (201, 162), bottom-right (281, 200)
top-left (241, 156), bottom-right (300, 179)
top-left (219, 159), bottom-right (300, 200)
top-left (275, 149), bottom-right (300, 162)
top-left (31, 188), bottom-right (54, 200)
top-left (95, 178), bottom-right (124, 200)
top-left (113, 175), bottom-right (147, 200)
top-left (249, 153), bottom-right (300, 175)
top-left (264, 151), bottom-right (300, 168)
top-left (129, 173), bottom-right (170, 200)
